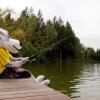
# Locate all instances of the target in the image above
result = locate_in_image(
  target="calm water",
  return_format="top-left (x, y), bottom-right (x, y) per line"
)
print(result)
top-left (25, 62), bottom-right (100, 100)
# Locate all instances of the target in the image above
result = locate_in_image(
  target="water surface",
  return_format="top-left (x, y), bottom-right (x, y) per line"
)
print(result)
top-left (25, 62), bottom-right (100, 100)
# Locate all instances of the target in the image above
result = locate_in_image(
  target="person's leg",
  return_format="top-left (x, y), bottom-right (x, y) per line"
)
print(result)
top-left (14, 68), bottom-right (31, 78)
top-left (0, 67), bottom-right (31, 79)
top-left (0, 67), bottom-right (15, 79)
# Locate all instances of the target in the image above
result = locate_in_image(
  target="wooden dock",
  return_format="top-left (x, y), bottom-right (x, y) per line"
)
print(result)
top-left (0, 76), bottom-right (71, 100)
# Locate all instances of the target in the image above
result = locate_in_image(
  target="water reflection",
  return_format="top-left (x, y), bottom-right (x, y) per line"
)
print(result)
top-left (25, 62), bottom-right (100, 100)
top-left (50, 62), bottom-right (82, 97)
top-left (73, 63), bottom-right (100, 100)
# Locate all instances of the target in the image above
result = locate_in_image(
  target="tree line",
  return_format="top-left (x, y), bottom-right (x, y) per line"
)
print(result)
top-left (0, 7), bottom-right (100, 62)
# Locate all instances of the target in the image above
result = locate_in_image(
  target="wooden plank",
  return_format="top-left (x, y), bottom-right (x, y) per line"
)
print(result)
top-left (0, 78), bottom-right (36, 83)
top-left (0, 86), bottom-right (46, 92)
top-left (0, 89), bottom-right (53, 95)
top-left (0, 82), bottom-right (42, 89)
top-left (4, 94), bottom-right (70, 100)
top-left (0, 76), bottom-right (71, 100)
top-left (0, 90), bottom-right (57, 99)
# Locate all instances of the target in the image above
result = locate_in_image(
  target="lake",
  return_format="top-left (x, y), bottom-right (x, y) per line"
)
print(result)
top-left (24, 62), bottom-right (100, 100)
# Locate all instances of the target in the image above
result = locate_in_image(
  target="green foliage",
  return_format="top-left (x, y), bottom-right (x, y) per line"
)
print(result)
top-left (11, 29), bottom-right (26, 42)
top-left (21, 41), bottom-right (38, 56)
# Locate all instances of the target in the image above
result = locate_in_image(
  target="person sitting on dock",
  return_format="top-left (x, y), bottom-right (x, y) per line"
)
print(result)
top-left (0, 28), bottom-right (31, 79)
top-left (0, 28), bottom-right (50, 86)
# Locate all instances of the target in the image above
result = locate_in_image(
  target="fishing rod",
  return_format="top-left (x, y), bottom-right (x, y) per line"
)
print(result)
top-left (28, 36), bottom-right (70, 63)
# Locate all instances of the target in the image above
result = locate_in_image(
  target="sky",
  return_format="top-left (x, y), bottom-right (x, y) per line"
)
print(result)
top-left (0, 0), bottom-right (100, 50)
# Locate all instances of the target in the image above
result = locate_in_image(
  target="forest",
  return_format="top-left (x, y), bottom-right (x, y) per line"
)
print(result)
top-left (0, 7), bottom-right (100, 62)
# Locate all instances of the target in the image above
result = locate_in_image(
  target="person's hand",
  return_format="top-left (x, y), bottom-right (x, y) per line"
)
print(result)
top-left (21, 57), bottom-right (29, 64)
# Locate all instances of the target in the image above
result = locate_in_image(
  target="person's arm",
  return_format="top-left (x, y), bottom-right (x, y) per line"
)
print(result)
top-left (6, 61), bottom-right (23, 67)
top-left (12, 57), bottom-right (23, 61)
top-left (5, 57), bottom-right (29, 68)
top-left (12, 57), bottom-right (29, 61)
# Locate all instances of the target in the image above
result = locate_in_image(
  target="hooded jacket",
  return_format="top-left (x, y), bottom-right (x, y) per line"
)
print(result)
top-left (0, 48), bottom-right (13, 73)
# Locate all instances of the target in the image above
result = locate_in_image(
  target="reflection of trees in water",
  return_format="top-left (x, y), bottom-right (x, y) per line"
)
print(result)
top-left (80, 63), bottom-right (100, 81)
top-left (26, 63), bottom-right (100, 99)
top-left (43, 62), bottom-right (84, 97)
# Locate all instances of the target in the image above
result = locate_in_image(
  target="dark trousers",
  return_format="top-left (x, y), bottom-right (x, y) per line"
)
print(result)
top-left (0, 67), bottom-right (31, 79)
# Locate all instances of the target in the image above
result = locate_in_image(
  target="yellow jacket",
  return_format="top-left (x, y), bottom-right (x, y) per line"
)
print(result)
top-left (0, 48), bottom-right (13, 74)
